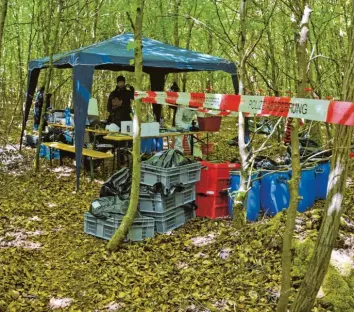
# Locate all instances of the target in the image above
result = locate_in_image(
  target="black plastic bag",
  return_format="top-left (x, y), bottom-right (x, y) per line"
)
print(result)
top-left (145, 149), bottom-right (195, 168)
top-left (100, 167), bottom-right (132, 199)
top-left (24, 135), bottom-right (38, 148)
top-left (90, 196), bottom-right (129, 219)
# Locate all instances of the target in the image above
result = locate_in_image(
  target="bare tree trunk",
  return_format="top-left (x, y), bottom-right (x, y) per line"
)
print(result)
top-left (0, 0), bottom-right (8, 61)
top-left (6, 5), bottom-right (26, 139)
top-left (291, 2), bottom-right (354, 310)
top-left (107, 0), bottom-right (144, 252)
top-left (92, 0), bottom-right (104, 41)
top-left (173, 0), bottom-right (182, 84)
top-left (233, 0), bottom-right (248, 229)
top-left (277, 4), bottom-right (311, 311)
top-left (35, 0), bottom-right (63, 172)
top-left (181, 18), bottom-right (195, 92)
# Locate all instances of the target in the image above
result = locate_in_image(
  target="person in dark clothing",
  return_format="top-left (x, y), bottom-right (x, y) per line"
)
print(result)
top-left (43, 93), bottom-right (52, 130)
top-left (107, 75), bottom-right (134, 128)
top-left (33, 86), bottom-right (45, 130)
top-left (169, 82), bottom-right (180, 127)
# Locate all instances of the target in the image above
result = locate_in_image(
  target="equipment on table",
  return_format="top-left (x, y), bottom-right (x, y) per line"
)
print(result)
top-left (105, 123), bottom-right (120, 132)
top-left (64, 107), bottom-right (71, 126)
top-left (100, 168), bottom-right (132, 199)
top-left (90, 196), bottom-right (129, 219)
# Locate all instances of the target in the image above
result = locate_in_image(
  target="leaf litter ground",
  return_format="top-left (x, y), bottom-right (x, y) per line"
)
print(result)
top-left (0, 119), bottom-right (353, 311)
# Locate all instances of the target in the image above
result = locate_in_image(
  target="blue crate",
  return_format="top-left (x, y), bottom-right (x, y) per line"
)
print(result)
top-left (84, 212), bottom-right (155, 241)
top-left (141, 207), bottom-right (185, 234)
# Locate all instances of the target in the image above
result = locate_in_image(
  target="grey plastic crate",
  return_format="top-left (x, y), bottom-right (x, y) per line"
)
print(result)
top-left (140, 162), bottom-right (201, 193)
top-left (184, 206), bottom-right (196, 222)
top-left (142, 207), bottom-right (185, 233)
top-left (139, 184), bottom-right (196, 213)
top-left (84, 212), bottom-right (154, 241)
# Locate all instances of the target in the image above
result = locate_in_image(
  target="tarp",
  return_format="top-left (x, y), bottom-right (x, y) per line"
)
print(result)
top-left (21, 33), bottom-right (238, 189)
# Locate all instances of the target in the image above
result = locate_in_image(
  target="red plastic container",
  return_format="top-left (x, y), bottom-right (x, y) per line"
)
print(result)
top-left (201, 143), bottom-right (214, 155)
top-left (197, 116), bottom-right (222, 132)
top-left (195, 192), bottom-right (229, 218)
top-left (196, 161), bottom-right (241, 193)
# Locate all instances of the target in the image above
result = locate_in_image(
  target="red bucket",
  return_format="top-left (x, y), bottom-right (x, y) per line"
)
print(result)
top-left (197, 116), bottom-right (222, 132)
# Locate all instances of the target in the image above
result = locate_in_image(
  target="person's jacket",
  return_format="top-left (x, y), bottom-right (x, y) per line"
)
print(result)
top-left (107, 85), bottom-right (134, 125)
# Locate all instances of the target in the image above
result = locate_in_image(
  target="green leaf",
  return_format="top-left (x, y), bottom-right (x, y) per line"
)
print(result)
top-left (129, 59), bottom-right (135, 66)
top-left (126, 41), bottom-right (137, 51)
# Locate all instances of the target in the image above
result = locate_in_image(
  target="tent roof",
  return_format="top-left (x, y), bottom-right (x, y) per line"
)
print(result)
top-left (29, 33), bottom-right (237, 74)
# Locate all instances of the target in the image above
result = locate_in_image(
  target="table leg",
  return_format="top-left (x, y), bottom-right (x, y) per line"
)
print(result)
top-left (59, 150), bottom-right (63, 166)
top-left (112, 145), bottom-right (116, 173)
top-left (90, 157), bottom-right (94, 181)
top-left (207, 133), bottom-right (209, 160)
top-left (190, 135), bottom-right (194, 156)
top-left (50, 147), bottom-right (53, 167)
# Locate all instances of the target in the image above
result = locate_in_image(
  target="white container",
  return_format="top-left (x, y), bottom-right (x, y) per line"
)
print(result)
top-left (141, 122), bottom-right (160, 137)
top-left (53, 112), bottom-right (64, 122)
top-left (141, 123), bottom-right (150, 137)
top-left (149, 122), bottom-right (160, 137)
top-left (121, 121), bottom-right (133, 134)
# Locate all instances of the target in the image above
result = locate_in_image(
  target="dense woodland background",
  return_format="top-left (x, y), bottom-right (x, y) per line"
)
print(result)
top-left (0, 0), bottom-right (349, 135)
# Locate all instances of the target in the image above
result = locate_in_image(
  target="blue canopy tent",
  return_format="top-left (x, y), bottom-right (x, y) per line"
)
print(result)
top-left (21, 33), bottom-right (238, 189)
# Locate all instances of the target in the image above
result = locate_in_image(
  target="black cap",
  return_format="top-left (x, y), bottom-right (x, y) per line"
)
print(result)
top-left (117, 75), bottom-right (126, 83)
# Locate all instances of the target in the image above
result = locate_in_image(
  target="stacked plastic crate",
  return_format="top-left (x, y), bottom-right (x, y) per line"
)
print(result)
top-left (195, 161), bottom-right (241, 219)
top-left (84, 212), bottom-right (155, 242)
top-left (138, 161), bottom-right (201, 233)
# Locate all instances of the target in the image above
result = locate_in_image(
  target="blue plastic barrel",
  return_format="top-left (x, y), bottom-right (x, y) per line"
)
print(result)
top-left (298, 166), bottom-right (316, 212)
top-left (39, 144), bottom-right (47, 158)
top-left (141, 138), bottom-right (154, 154)
top-left (260, 170), bottom-right (291, 216)
top-left (314, 161), bottom-right (330, 200)
top-left (154, 138), bottom-right (164, 152)
top-left (229, 171), bottom-right (260, 222)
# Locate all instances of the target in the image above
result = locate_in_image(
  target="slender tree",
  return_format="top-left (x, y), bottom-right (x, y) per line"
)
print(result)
top-left (107, 0), bottom-right (145, 251)
top-left (34, 0), bottom-right (63, 171)
top-left (233, 0), bottom-right (248, 228)
top-left (277, 3), bottom-right (311, 311)
top-left (0, 0), bottom-right (8, 61)
top-left (291, 1), bottom-right (354, 310)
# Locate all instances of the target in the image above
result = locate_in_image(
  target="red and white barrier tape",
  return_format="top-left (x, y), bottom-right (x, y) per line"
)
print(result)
top-left (135, 91), bottom-right (354, 126)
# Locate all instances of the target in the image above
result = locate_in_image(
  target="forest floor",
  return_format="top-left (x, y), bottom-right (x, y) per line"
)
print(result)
top-left (0, 119), bottom-right (354, 312)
